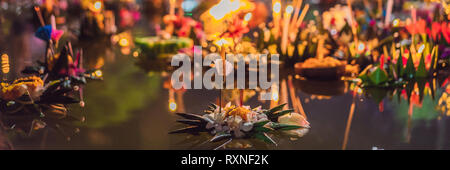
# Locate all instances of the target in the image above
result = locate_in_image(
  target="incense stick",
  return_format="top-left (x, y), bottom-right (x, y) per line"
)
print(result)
top-left (384, 0), bottom-right (394, 27)
top-left (291, 0), bottom-right (302, 28)
top-left (34, 6), bottom-right (45, 26)
top-left (295, 4), bottom-right (309, 28)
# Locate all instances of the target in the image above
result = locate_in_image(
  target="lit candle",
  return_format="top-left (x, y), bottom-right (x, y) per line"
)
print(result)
top-left (411, 6), bottom-right (416, 23)
top-left (281, 5), bottom-right (293, 55)
top-left (273, 1), bottom-right (281, 39)
top-left (169, 89), bottom-right (177, 112)
top-left (317, 34), bottom-right (326, 60)
top-left (176, 91), bottom-right (185, 113)
top-left (51, 15), bottom-right (56, 30)
top-left (270, 83), bottom-right (279, 108)
top-left (347, 0), bottom-right (358, 45)
top-left (291, 0), bottom-right (302, 29)
top-left (385, 0), bottom-right (393, 27)
top-left (280, 79), bottom-right (288, 110)
top-left (295, 4), bottom-right (309, 28)
top-left (178, 0), bottom-right (184, 17)
top-left (169, 0), bottom-right (176, 16)
top-left (243, 12), bottom-right (252, 26)
top-left (34, 6), bottom-right (45, 26)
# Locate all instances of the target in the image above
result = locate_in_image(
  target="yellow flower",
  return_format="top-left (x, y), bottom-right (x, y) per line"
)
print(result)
top-left (1, 76), bottom-right (44, 100)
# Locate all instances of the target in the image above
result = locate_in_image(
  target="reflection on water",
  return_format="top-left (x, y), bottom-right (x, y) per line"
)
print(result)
top-left (0, 1), bottom-right (449, 150)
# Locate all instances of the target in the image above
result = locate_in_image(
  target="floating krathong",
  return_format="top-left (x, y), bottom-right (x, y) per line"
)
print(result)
top-left (358, 43), bottom-right (441, 88)
top-left (170, 103), bottom-right (309, 149)
top-left (0, 15), bottom-right (104, 138)
top-left (0, 55), bottom-right (86, 138)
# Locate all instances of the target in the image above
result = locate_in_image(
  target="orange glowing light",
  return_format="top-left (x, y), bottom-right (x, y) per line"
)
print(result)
top-left (169, 101), bottom-right (177, 112)
top-left (285, 5), bottom-right (294, 14)
top-left (273, 2), bottom-right (281, 13)
top-left (119, 38), bottom-right (129, 47)
top-left (244, 12), bottom-right (252, 21)
top-left (94, 1), bottom-right (102, 11)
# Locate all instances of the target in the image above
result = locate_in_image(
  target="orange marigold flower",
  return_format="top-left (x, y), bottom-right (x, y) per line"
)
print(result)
top-left (226, 106), bottom-right (252, 121)
top-left (1, 76), bottom-right (44, 100)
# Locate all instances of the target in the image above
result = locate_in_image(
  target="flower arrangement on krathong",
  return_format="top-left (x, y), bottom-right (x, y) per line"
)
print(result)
top-left (0, 28), bottom-right (102, 137)
top-left (170, 103), bottom-right (309, 148)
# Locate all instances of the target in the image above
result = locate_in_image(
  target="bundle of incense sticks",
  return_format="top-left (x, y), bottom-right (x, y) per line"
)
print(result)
top-left (275, 0), bottom-right (309, 55)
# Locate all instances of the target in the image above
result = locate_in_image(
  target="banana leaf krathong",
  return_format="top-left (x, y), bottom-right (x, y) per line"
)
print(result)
top-left (21, 41), bottom-right (103, 109)
top-left (0, 75), bottom-right (84, 137)
top-left (170, 103), bottom-right (309, 149)
top-left (358, 40), bottom-right (443, 88)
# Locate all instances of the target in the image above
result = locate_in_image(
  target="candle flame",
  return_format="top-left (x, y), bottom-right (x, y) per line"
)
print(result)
top-left (272, 91), bottom-right (279, 102)
top-left (169, 101), bottom-right (177, 112)
top-left (273, 2), bottom-right (281, 13)
top-left (119, 38), bottom-right (130, 47)
top-left (285, 5), bottom-right (294, 14)
top-left (244, 12), bottom-right (252, 21)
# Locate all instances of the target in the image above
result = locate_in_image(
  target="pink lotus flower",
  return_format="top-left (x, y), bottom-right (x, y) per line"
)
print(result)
top-left (51, 29), bottom-right (64, 42)
top-left (58, 51), bottom-right (85, 76)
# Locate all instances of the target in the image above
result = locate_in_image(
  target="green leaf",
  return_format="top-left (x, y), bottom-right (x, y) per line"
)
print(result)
top-left (253, 132), bottom-right (277, 145)
top-left (271, 123), bottom-right (303, 131)
top-left (396, 53), bottom-right (404, 77)
top-left (253, 126), bottom-right (273, 133)
top-left (416, 54), bottom-right (427, 78)
top-left (368, 67), bottom-right (388, 85)
top-left (264, 103), bottom-right (287, 116)
top-left (358, 74), bottom-right (371, 85)
top-left (404, 54), bottom-right (415, 79)
top-left (273, 109), bottom-right (294, 118)
top-left (253, 120), bottom-right (269, 127)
